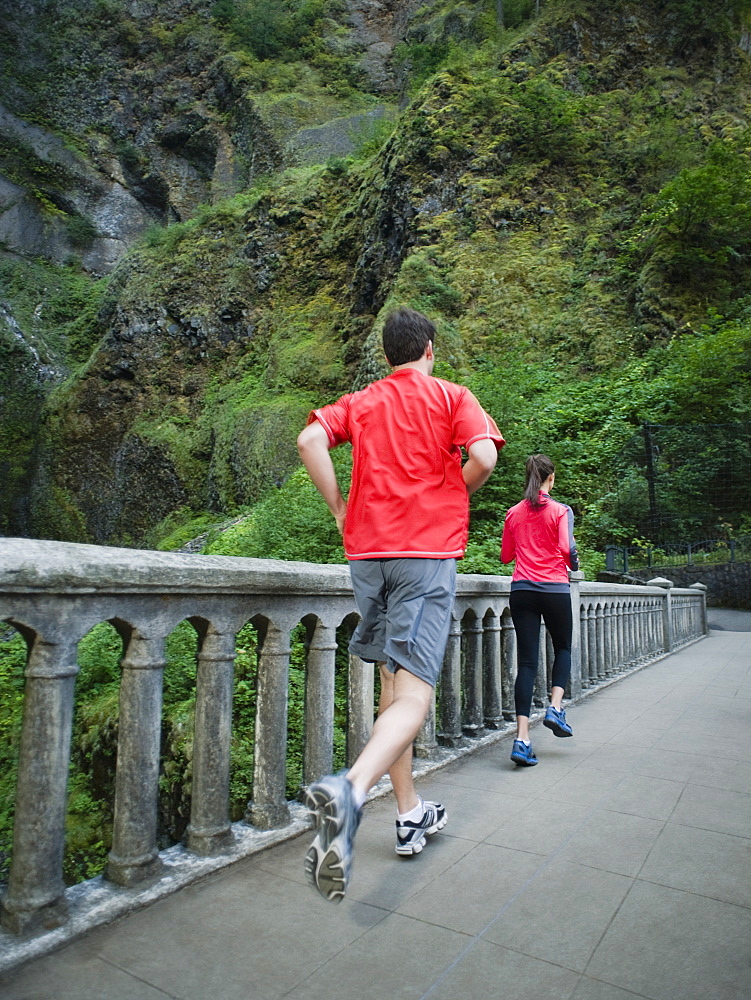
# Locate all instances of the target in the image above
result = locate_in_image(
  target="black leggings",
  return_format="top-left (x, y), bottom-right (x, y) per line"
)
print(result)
top-left (510, 589), bottom-right (573, 717)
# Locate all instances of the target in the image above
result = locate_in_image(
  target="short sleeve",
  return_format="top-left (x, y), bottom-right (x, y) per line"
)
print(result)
top-left (307, 395), bottom-right (353, 447)
top-left (452, 388), bottom-right (505, 451)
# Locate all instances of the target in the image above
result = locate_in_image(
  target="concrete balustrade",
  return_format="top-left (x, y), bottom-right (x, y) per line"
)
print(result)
top-left (0, 540), bottom-right (707, 947)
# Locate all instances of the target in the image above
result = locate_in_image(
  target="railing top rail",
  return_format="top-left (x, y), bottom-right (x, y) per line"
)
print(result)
top-left (0, 539), bottom-right (706, 603)
top-left (579, 581), bottom-right (703, 596)
top-left (0, 538), bottom-right (356, 597)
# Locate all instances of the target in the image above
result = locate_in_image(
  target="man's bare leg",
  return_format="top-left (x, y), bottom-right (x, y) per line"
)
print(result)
top-left (346, 665), bottom-right (432, 805)
top-left (373, 663), bottom-right (420, 814)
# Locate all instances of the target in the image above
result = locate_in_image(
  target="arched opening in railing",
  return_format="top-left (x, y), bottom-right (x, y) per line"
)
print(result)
top-left (0, 621), bottom-right (26, 889)
top-left (67, 621), bottom-right (122, 885)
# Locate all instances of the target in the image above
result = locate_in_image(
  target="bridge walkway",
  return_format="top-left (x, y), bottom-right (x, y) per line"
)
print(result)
top-left (2, 618), bottom-right (749, 1000)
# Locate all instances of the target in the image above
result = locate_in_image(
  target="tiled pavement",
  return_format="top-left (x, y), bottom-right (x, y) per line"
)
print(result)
top-left (2, 622), bottom-right (749, 1000)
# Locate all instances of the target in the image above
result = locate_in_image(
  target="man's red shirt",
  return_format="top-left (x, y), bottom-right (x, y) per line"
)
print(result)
top-left (309, 367), bottom-right (504, 560)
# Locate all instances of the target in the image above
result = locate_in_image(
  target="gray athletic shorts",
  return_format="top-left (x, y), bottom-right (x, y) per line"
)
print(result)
top-left (348, 558), bottom-right (457, 687)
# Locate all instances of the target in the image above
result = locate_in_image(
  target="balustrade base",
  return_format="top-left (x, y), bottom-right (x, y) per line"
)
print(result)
top-left (437, 733), bottom-right (465, 748)
top-left (104, 851), bottom-right (163, 888)
top-left (186, 824), bottom-right (235, 857)
top-left (483, 717), bottom-right (504, 731)
top-left (0, 895), bottom-right (68, 937)
top-left (244, 803), bottom-right (291, 831)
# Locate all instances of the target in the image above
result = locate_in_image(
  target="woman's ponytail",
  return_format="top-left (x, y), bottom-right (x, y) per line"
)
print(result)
top-left (524, 453), bottom-right (555, 508)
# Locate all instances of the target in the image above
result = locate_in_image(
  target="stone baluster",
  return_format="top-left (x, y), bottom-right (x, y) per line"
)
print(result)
top-left (415, 686), bottom-right (438, 759)
top-left (246, 620), bottom-right (291, 830)
top-left (618, 600), bottom-right (628, 670)
top-left (625, 601), bottom-right (635, 665)
top-left (568, 572), bottom-right (584, 699)
top-left (609, 602), bottom-right (618, 673)
top-left (439, 616), bottom-right (463, 745)
top-left (587, 604), bottom-right (597, 686)
top-left (648, 578), bottom-right (674, 653)
top-left (690, 582), bottom-right (708, 636)
top-left (482, 612), bottom-right (503, 730)
top-left (187, 623), bottom-right (236, 855)
top-left (105, 629), bottom-right (166, 886)
top-left (347, 654), bottom-right (374, 765)
top-left (462, 615), bottom-right (484, 738)
top-left (579, 604), bottom-right (589, 688)
top-left (649, 601), bottom-right (657, 653)
top-left (501, 611), bottom-right (516, 721)
top-left (1, 634), bottom-right (79, 934)
top-left (602, 604), bottom-right (613, 677)
top-left (595, 605), bottom-right (606, 681)
top-left (612, 603), bottom-right (622, 673)
top-left (302, 620), bottom-right (337, 785)
top-left (610, 603), bottom-right (620, 674)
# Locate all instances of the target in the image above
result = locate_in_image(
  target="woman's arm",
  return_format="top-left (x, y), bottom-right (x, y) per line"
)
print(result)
top-left (500, 513), bottom-right (515, 564)
top-left (558, 507), bottom-right (579, 571)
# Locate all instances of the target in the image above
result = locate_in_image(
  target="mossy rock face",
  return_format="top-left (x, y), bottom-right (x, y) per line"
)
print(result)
top-left (0, 311), bottom-right (47, 535)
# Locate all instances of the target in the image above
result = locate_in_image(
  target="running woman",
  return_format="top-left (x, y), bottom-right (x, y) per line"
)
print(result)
top-left (501, 454), bottom-right (579, 766)
top-left (297, 306), bottom-right (504, 901)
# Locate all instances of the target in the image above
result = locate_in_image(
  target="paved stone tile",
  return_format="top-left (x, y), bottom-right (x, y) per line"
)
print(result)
top-left (639, 822), bottom-right (751, 907)
top-left (482, 861), bottom-right (632, 973)
top-left (604, 774), bottom-right (685, 822)
top-left (669, 783), bottom-right (751, 838)
top-left (653, 728), bottom-right (719, 755)
top-left (0, 952), bottom-right (174, 1000)
top-left (90, 867), bottom-right (388, 1000)
top-left (545, 766), bottom-right (626, 808)
top-left (555, 809), bottom-right (664, 877)
top-left (570, 978), bottom-right (649, 999)
top-left (484, 798), bottom-right (591, 856)
top-left (585, 881), bottom-right (751, 1000)
top-left (605, 722), bottom-right (667, 748)
top-left (283, 911), bottom-right (469, 1000)
top-left (632, 748), bottom-right (702, 782)
top-left (428, 940), bottom-right (580, 1000)
top-left (574, 743), bottom-right (653, 774)
top-left (688, 754), bottom-right (751, 793)
top-left (391, 779), bottom-right (533, 843)
top-left (395, 842), bottom-right (542, 935)
top-left (343, 821), bottom-right (477, 910)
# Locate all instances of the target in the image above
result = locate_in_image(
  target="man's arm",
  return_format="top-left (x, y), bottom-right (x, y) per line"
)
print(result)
top-left (462, 438), bottom-right (498, 495)
top-left (297, 421), bottom-right (347, 535)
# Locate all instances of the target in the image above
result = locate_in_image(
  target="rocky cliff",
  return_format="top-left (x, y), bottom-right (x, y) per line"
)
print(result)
top-left (2, 0), bottom-right (750, 547)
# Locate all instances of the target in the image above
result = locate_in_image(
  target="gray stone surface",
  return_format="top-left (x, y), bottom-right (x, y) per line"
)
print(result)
top-left (708, 606), bottom-right (751, 631)
top-left (0, 629), bottom-right (748, 1000)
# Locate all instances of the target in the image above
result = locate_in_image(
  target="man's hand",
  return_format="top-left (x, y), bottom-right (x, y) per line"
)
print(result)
top-left (334, 505), bottom-right (347, 536)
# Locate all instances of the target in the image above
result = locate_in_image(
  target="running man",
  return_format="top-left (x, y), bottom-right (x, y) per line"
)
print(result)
top-left (297, 306), bottom-right (504, 902)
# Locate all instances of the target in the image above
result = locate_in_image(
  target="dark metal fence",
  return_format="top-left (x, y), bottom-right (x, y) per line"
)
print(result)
top-left (611, 422), bottom-right (751, 543)
top-left (606, 535), bottom-right (751, 573)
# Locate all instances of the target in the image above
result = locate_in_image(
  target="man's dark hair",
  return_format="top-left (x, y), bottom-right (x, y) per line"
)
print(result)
top-left (382, 307), bottom-right (436, 366)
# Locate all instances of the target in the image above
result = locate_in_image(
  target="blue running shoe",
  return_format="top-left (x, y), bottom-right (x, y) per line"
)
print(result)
top-left (543, 705), bottom-right (573, 737)
top-left (395, 798), bottom-right (447, 856)
top-left (304, 772), bottom-right (361, 903)
top-left (510, 739), bottom-right (538, 766)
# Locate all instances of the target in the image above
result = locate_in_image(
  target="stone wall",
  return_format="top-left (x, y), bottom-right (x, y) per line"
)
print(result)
top-left (599, 562), bottom-right (751, 609)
